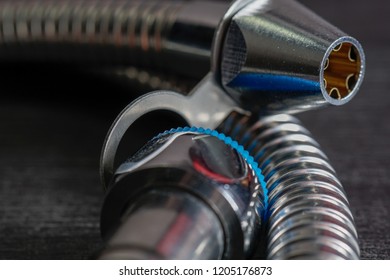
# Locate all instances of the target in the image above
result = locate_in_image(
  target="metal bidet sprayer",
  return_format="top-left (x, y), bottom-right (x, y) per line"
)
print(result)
top-left (98, 128), bottom-right (267, 259)
top-left (98, 0), bottom-right (365, 259)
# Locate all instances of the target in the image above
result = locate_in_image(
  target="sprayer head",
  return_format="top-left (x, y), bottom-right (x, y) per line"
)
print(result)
top-left (217, 0), bottom-right (365, 114)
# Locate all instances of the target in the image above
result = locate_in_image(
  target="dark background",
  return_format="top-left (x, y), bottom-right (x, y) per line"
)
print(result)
top-left (0, 0), bottom-right (389, 259)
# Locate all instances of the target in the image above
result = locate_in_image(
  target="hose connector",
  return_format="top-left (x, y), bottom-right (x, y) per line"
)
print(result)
top-left (99, 128), bottom-right (266, 259)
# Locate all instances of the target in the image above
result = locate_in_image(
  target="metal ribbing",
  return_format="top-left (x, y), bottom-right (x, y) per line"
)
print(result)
top-left (219, 113), bottom-right (360, 259)
top-left (0, 0), bottom-right (182, 61)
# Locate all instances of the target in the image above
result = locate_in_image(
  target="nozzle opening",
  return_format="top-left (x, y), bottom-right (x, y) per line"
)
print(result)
top-left (323, 41), bottom-right (362, 101)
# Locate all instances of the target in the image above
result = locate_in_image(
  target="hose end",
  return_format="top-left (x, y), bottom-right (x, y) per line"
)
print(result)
top-left (321, 37), bottom-right (365, 106)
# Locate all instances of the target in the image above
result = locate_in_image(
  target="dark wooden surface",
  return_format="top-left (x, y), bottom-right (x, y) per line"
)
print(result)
top-left (0, 0), bottom-right (389, 259)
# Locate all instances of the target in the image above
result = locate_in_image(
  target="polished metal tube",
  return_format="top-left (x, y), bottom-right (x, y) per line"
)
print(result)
top-left (98, 190), bottom-right (225, 260)
top-left (100, 130), bottom-right (265, 259)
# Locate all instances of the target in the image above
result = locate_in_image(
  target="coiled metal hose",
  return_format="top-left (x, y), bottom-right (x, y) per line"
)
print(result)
top-left (0, 0), bottom-right (226, 78)
top-left (0, 1), bottom-right (173, 58)
top-left (219, 113), bottom-right (360, 259)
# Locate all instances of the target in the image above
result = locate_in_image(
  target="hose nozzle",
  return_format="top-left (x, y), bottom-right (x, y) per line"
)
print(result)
top-left (217, 0), bottom-right (365, 114)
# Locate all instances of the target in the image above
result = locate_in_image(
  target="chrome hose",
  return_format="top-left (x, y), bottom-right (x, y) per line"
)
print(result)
top-left (219, 113), bottom-right (360, 259)
top-left (0, 0), bottom-right (228, 78)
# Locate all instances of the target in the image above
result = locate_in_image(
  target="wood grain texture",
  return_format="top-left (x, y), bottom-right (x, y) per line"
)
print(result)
top-left (0, 0), bottom-right (389, 259)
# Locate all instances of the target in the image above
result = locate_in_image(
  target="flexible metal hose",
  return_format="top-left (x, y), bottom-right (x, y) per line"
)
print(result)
top-left (0, 0), bottom-right (228, 78)
top-left (219, 113), bottom-right (360, 259)
top-left (0, 0), bottom-right (176, 58)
